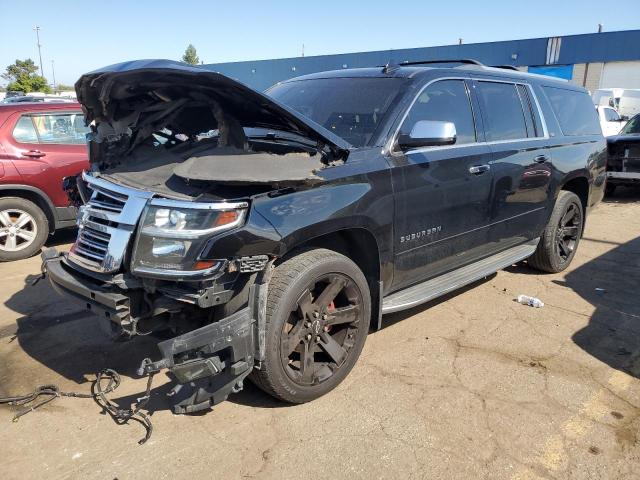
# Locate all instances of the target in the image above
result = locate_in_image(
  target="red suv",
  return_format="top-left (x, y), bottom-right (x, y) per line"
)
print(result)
top-left (0, 102), bottom-right (89, 261)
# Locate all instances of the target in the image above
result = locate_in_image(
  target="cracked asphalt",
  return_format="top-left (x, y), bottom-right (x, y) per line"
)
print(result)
top-left (1, 190), bottom-right (639, 480)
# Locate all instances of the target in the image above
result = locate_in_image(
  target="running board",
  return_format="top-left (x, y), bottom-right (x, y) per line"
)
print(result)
top-left (381, 238), bottom-right (539, 314)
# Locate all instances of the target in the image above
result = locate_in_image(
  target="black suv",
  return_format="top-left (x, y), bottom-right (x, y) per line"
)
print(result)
top-left (44, 59), bottom-right (605, 413)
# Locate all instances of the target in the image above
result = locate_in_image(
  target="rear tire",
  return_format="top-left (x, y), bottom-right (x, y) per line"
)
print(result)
top-left (528, 191), bottom-right (583, 273)
top-left (250, 248), bottom-right (370, 403)
top-left (0, 197), bottom-right (49, 262)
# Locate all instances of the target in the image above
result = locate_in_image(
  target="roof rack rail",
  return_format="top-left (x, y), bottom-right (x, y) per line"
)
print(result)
top-left (398, 59), bottom-right (484, 67)
top-left (490, 65), bottom-right (520, 71)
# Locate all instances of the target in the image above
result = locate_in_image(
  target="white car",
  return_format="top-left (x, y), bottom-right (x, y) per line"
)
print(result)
top-left (593, 88), bottom-right (640, 120)
top-left (597, 106), bottom-right (626, 137)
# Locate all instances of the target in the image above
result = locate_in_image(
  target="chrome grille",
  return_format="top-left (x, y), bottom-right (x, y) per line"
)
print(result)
top-left (87, 185), bottom-right (127, 213)
top-left (68, 172), bottom-right (153, 273)
top-left (74, 224), bottom-right (111, 263)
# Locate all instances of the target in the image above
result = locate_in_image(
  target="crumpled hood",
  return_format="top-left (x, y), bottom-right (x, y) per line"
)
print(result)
top-left (75, 59), bottom-right (351, 163)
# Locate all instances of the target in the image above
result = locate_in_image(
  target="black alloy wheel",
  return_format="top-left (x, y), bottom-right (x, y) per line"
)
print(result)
top-left (555, 201), bottom-right (582, 263)
top-left (280, 273), bottom-right (363, 386)
top-left (250, 248), bottom-right (371, 403)
top-left (528, 190), bottom-right (584, 273)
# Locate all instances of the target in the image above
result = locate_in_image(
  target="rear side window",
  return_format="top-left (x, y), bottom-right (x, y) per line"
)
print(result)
top-left (543, 87), bottom-right (601, 136)
top-left (400, 79), bottom-right (476, 144)
top-left (12, 116), bottom-right (39, 143)
top-left (476, 82), bottom-right (528, 141)
top-left (32, 113), bottom-right (89, 144)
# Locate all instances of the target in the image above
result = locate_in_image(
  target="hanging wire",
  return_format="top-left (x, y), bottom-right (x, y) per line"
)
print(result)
top-left (0, 368), bottom-right (155, 445)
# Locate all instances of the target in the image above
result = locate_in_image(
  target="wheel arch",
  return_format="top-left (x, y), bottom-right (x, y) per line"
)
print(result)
top-left (0, 185), bottom-right (56, 232)
top-left (559, 176), bottom-right (589, 215)
top-left (280, 226), bottom-right (383, 330)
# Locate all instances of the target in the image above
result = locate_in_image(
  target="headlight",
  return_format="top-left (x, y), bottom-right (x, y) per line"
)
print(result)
top-left (131, 199), bottom-right (247, 277)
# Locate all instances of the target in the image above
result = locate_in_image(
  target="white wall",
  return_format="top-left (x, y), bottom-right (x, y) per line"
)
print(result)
top-left (600, 61), bottom-right (640, 89)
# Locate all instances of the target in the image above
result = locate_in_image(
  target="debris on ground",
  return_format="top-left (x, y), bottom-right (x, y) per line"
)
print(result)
top-left (516, 295), bottom-right (545, 308)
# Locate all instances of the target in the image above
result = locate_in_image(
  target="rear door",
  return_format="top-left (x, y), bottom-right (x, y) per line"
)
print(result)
top-left (389, 78), bottom-right (494, 291)
top-left (473, 80), bottom-right (552, 250)
top-left (6, 109), bottom-right (89, 206)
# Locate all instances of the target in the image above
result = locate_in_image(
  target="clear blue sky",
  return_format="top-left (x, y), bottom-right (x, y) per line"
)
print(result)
top-left (0, 0), bottom-right (638, 86)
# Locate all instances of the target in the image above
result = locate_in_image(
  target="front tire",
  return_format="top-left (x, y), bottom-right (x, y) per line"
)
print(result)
top-left (250, 248), bottom-right (371, 403)
top-left (0, 197), bottom-right (49, 262)
top-left (528, 191), bottom-right (583, 273)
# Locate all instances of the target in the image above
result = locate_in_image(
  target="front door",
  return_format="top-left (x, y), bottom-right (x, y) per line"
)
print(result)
top-left (389, 78), bottom-right (494, 291)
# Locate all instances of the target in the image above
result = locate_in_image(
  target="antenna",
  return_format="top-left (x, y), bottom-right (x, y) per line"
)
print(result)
top-left (33, 26), bottom-right (44, 78)
top-left (51, 60), bottom-right (56, 91)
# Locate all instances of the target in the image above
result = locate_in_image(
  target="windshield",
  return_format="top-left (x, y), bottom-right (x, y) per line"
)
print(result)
top-left (268, 77), bottom-right (403, 147)
top-left (620, 115), bottom-right (640, 135)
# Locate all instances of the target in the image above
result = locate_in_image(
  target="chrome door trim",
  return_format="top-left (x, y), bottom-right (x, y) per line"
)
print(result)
top-left (386, 75), bottom-right (550, 157)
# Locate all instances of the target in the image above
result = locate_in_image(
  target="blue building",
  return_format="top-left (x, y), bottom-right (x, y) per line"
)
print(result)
top-left (203, 29), bottom-right (640, 92)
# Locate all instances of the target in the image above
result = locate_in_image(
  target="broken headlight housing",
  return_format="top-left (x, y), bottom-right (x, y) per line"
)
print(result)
top-left (131, 198), bottom-right (248, 278)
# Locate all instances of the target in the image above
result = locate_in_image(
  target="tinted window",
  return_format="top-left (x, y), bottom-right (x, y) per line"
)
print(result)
top-left (620, 115), bottom-right (640, 135)
top-left (268, 78), bottom-right (403, 147)
top-left (477, 82), bottom-right (527, 141)
top-left (603, 108), bottom-right (620, 122)
top-left (543, 86), bottom-right (601, 136)
top-left (400, 80), bottom-right (476, 144)
top-left (12, 116), bottom-right (39, 143)
top-left (32, 113), bottom-right (89, 144)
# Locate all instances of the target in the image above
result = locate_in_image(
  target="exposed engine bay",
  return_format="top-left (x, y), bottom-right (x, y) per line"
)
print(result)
top-left (75, 63), bottom-right (349, 199)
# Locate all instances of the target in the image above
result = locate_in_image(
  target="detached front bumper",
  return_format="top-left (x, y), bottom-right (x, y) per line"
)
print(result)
top-left (42, 248), bottom-right (262, 414)
top-left (42, 248), bottom-right (131, 325)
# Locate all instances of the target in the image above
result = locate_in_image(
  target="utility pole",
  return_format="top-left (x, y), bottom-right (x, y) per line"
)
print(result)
top-left (51, 60), bottom-right (56, 91)
top-left (33, 26), bottom-right (44, 78)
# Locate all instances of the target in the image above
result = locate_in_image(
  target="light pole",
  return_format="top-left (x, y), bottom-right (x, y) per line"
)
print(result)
top-left (33, 26), bottom-right (44, 78)
top-left (51, 60), bottom-right (56, 91)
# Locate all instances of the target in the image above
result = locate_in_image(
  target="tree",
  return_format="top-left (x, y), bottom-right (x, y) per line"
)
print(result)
top-left (181, 44), bottom-right (200, 65)
top-left (2, 59), bottom-right (51, 93)
top-left (54, 83), bottom-right (75, 92)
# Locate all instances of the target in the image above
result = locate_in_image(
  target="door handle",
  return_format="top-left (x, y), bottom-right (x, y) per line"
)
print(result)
top-left (534, 155), bottom-right (548, 164)
top-left (468, 164), bottom-right (490, 175)
top-left (22, 150), bottom-right (46, 158)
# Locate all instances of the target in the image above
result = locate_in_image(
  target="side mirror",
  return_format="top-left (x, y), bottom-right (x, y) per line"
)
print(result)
top-left (620, 115), bottom-right (629, 121)
top-left (397, 120), bottom-right (457, 150)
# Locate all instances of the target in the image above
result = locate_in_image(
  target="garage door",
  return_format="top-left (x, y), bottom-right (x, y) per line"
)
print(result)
top-left (600, 61), bottom-right (640, 89)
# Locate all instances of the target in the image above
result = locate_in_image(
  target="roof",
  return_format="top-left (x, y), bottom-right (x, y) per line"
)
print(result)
top-left (279, 64), bottom-right (577, 89)
top-left (0, 102), bottom-right (81, 112)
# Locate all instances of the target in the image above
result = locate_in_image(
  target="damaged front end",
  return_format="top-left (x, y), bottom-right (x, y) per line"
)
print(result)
top-left (44, 60), bottom-right (350, 413)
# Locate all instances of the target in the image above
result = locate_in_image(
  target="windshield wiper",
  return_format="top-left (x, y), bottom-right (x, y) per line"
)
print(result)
top-left (248, 131), bottom-right (320, 150)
